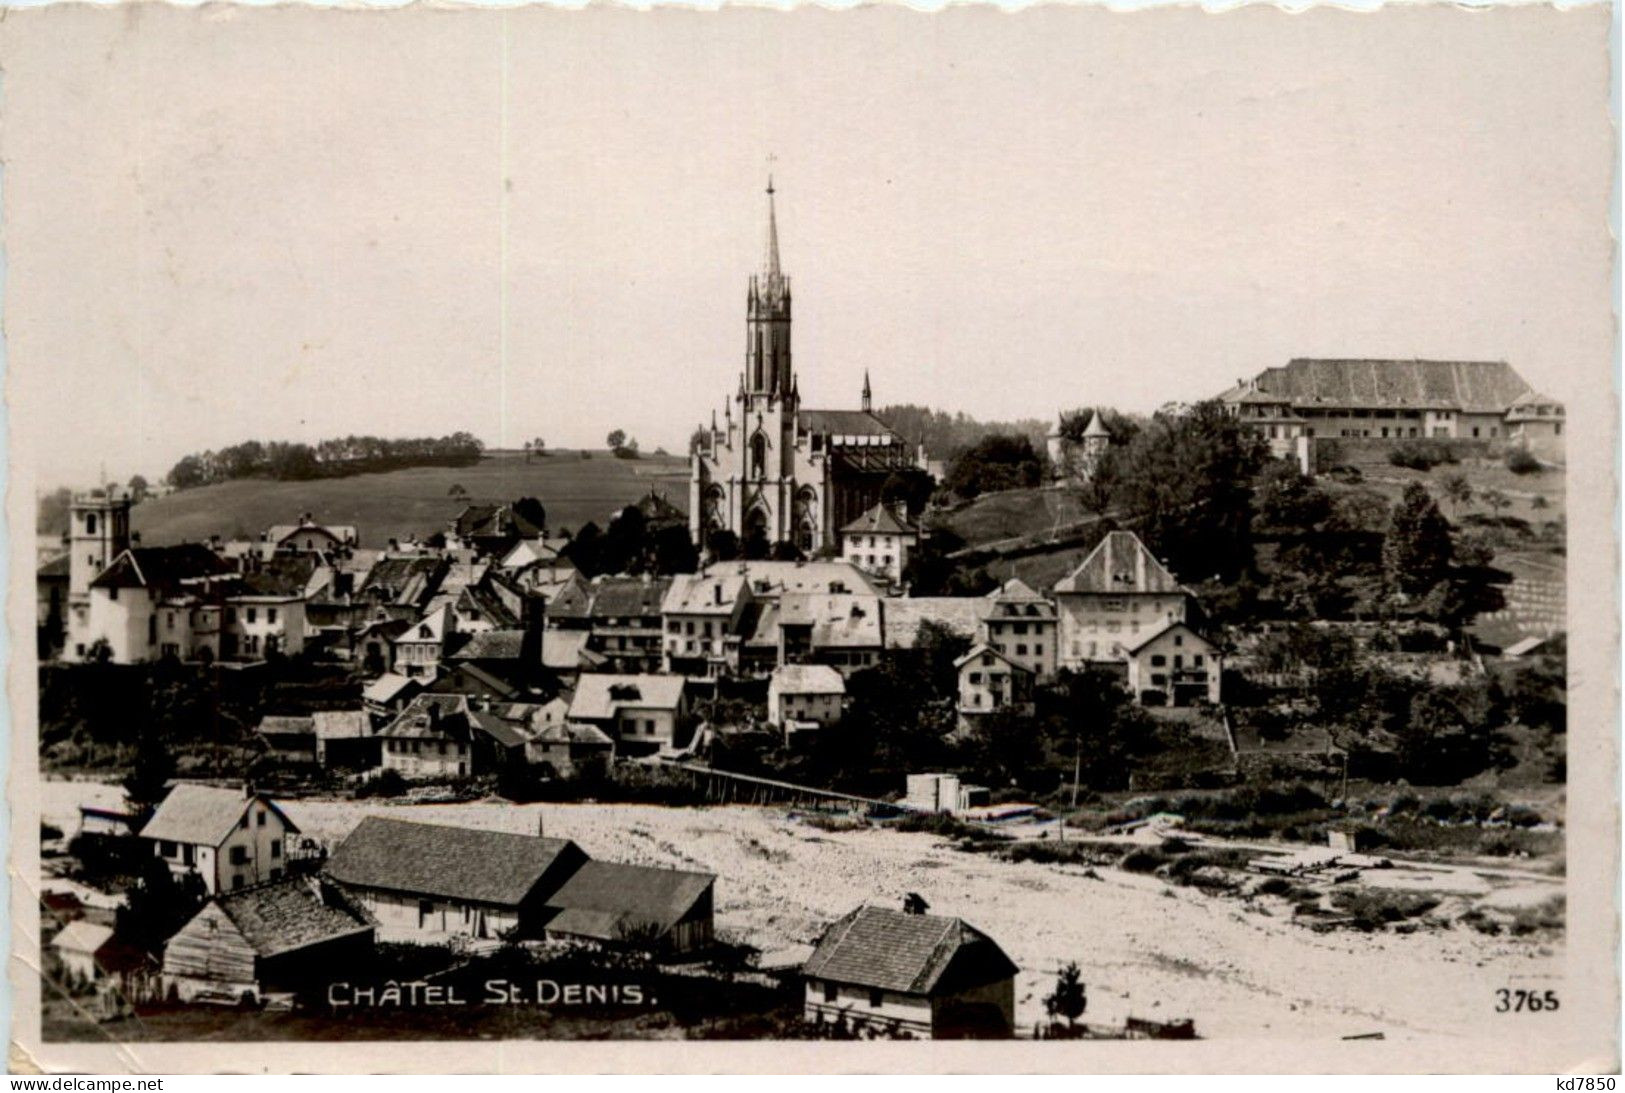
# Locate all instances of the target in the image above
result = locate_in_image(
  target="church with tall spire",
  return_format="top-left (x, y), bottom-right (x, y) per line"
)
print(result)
top-left (689, 178), bottom-right (920, 554)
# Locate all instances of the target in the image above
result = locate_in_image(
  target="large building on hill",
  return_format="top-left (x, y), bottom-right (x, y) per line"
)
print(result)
top-left (689, 180), bottom-right (921, 554)
top-left (1216, 358), bottom-right (1563, 451)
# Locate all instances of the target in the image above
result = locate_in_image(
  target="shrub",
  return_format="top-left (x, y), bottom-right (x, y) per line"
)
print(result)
top-left (1119, 847), bottom-right (1168, 873)
top-left (1388, 439), bottom-right (1459, 471)
top-left (1505, 448), bottom-right (1542, 475)
top-left (358, 769), bottom-right (407, 799)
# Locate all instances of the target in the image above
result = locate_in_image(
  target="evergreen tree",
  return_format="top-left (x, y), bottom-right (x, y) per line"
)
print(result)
top-left (1383, 482), bottom-right (1454, 597)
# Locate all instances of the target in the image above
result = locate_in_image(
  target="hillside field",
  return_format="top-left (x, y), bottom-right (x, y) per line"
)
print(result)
top-left (129, 450), bottom-right (689, 548)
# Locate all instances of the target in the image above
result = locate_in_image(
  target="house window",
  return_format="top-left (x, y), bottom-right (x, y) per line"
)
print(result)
top-left (239, 814), bottom-right (249, 830)
top-left (823, 982), bottom-right (837, 1004)
top-left (419, 900), bottom-right (434, 927)
top-left (1151, 654), bottom-right (1166, 666)
top-left (182, 844), bottom-right (195, 866)
top-left (1193, 654), bottom-right (1205, 667)
top-left (86, 514), bottom-right (97, 534)
top-left (257, 810), bottom-right (266, 827)
top-left (233, 875), bottom-right (245, 890)
top-left (869, 989), bottom-right (884, 1008)
top-left (270, 839), bottom-right (281, 859)
top-left (968, 672), bottom-right (981, 684)
top-left (268, 608), bottom-right (278, 624)
top-left (230, 846), bottom-right (249, 865)
top-left (247, 607), bottom-right (258, 624)
top-left (159, 840), bottom-right (178, 859)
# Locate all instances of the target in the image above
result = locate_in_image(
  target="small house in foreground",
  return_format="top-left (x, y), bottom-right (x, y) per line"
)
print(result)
top-left (50, 922), bottom-right (149, 988)
top-left (162, 877), bottom-right (373, 1003)
top-left (802, 905), bottom-right (1019, 1039)
top-left (139, 783), bottom-right (300, 894)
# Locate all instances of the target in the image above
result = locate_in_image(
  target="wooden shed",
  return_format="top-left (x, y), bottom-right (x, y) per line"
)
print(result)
top-left (162, 877), bottom-right (373, 1004)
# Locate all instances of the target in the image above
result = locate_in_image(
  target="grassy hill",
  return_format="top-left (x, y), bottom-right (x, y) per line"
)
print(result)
top-left (130, 450), bottom-right (689, 548)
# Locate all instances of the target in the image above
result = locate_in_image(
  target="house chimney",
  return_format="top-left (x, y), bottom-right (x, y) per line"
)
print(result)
top-left (713, 583), bottom-right (722, 606)
top-left (427, 703), bottom-right (441, 729)
top-left (242, 780), bottom-right (255, 799)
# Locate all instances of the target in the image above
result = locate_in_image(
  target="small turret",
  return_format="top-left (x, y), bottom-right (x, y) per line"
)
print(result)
top-left (862, 370), bottom-right (873, 413)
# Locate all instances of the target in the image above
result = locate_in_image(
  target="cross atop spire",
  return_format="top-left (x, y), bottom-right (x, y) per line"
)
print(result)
top-left (763, 174), bottom-right (781, 281)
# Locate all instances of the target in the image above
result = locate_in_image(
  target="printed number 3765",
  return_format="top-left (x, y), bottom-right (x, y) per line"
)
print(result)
top-left (1496, 988), bottom-right (1559, 1013)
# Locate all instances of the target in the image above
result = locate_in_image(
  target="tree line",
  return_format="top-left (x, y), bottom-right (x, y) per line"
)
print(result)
top-left (166, 432), bottom-right (485, 490)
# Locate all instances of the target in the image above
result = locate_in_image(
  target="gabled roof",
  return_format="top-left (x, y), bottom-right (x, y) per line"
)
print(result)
top-left (802, 905), bottom-right (1019, 996)
top-left (1123, 620), bottom-right (1216, 656)
top-left (451, 629), bottom-right (528, 661)
top-left (1053, 531), bottom-right (1183, 595)
top-left (257, 715), bottom-right (315, 738)
top-left (568, 673), bottom-right (687, 721)
top-left (542, 860), bottom-right (713, 941)
top-left (90, 545), bottom-right (234, 593)
top-left (953, 643), bottom-right (1030, 674)
top-left (709, 560), bottom-right (879, 599)
top-left (140, 784), bottom-right (299, 847)
top-left (379, 693), bottom-right (476, 741)
top-left (777, 592), bottom-right (883, 648)
top-left (799, 409), bottom-right (903, 439)
top-left (542, 629), bottom-right (597, 671)
top-left (37, 554), bottom-right (70, 580)
top-left (840, 503), bottom-right (915, 537)
top-left (984, 578), bottom-right (1058, 620)
top-left (324, 816), bottom-right (585, 907)
top-left (313, 710), bottom-right (371, 741)
top-left (362, 672), bottom-right (419, 705)
top-left (398, 605), bottom-right (452, 645)
top-left (359, 556), bottom-right (448, 607)
top-left (662, 572), bottom-right (750, 616)
top-left (213, 877), bottom-right (371, 957)
top-left (236, 555), bottom-right (319, 599)
top-left (770, 663), bottom-right (847, 695)
top-left (269, 521), bottom-right (358, 548)
top-left (51, 921), bottom-right (114, 955)
top-left (589, 577), bottom-right (671, 620)
top-left (533, 720), bottom-right (615, 747)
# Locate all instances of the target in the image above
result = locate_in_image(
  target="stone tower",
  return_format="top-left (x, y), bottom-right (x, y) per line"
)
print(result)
top-left (68, 486), bottom-right (131, 599)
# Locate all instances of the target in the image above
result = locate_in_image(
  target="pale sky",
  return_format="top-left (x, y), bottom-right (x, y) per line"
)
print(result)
top-left (1, 4), bottom-right (1612, 488)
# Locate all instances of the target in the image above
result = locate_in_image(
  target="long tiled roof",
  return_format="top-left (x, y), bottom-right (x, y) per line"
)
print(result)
top-left (90, 545), bottom-right (234, 592)
top-left (802, 905), bottom-right (1019, 996)
top-left (568, 673), bottom-right (686, 721)
top-left (1244, 358), bottom-right (1533, 414)
top-left (325, 816), bottom-right (585, 907)
top-left (881, 597), bottom-right (987, 649)
top-left (799, 409), bottom-right (901, 438)
top-left (840, 503), bottom-right (915, 536)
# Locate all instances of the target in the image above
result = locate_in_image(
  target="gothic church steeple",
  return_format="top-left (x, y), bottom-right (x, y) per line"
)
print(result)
top-left (745, 177), bottom-right (792, 398)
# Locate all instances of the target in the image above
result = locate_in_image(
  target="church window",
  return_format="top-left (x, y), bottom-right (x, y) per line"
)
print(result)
top-left (85, 514), bottom-right (97, 535)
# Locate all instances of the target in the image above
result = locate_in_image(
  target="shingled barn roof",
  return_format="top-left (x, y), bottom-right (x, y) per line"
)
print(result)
top-left (324, 816), bottom-right (585, 908)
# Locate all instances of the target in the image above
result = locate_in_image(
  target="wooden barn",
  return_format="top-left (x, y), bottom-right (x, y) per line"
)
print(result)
top-left (540, 861), bottom-right (715, 953)
top-left (162, 877), bottom-right (373, 1004)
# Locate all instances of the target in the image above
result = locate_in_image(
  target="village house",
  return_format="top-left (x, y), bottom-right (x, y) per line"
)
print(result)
top-left (312, 710), bottom-right (379, 769)
top-left (770, 591), bottom-right (884, 675)
top-left (539, 861), bottom-right (715, 954)
top-left (839, 502), bottom-right (919, 586)
top-left (50, 922), bottom-right (149, 989)
top-left (979, 578), bottom-right (1058, 679)
top-left (354, 615), bottom-right (413, 676)
top-left (1047, 408), bottom-right (1112, 484)
top-left (1504, 389), bottom-right (1566, 460)
top-left (802, 904), bottom-right (1019, 1039)
top-left (445, 500), bottom-right (547, 557)
top-left (1124, 621), bottom-right (1223, 706)
top-left (255, 715), bottom-right (318, 766)
top-left (954, 644), bottom-right (1035, 722)
top-left (140, 783), bottom-right (301, 894)
top-left (323, 816), bottom-right (589, 942)
top-left (1216, 358), bottom-right (1561, 449)
top-left (766, 663), bottom-right (846, 730)
top-left (66, 544), bottom-right (235, 663)
top-left (585, 576), bottom-right (671, 673)
top-left (1052, 531), bottom-right (1191, 672)
top-left (161, 877), bottom-right (374, 1004)
top-left (391, 605), bottom-right (454, 680)
top-left (661, 569), bottom-right (753, 677)
top-left (361, 672), bottom-right (422, 724)
top-left (357, 555), bottom-right (450, 614)
top-left (61, 487), bottom-right (134, 661)
top-left (378, 694), bottom-right (478, 779)
top-left (267, 515), bottom-right (359, 555)
top-left (567, 673), bottom-right (689, 756)
top-left (527, 719), bottom-right (614, 779)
